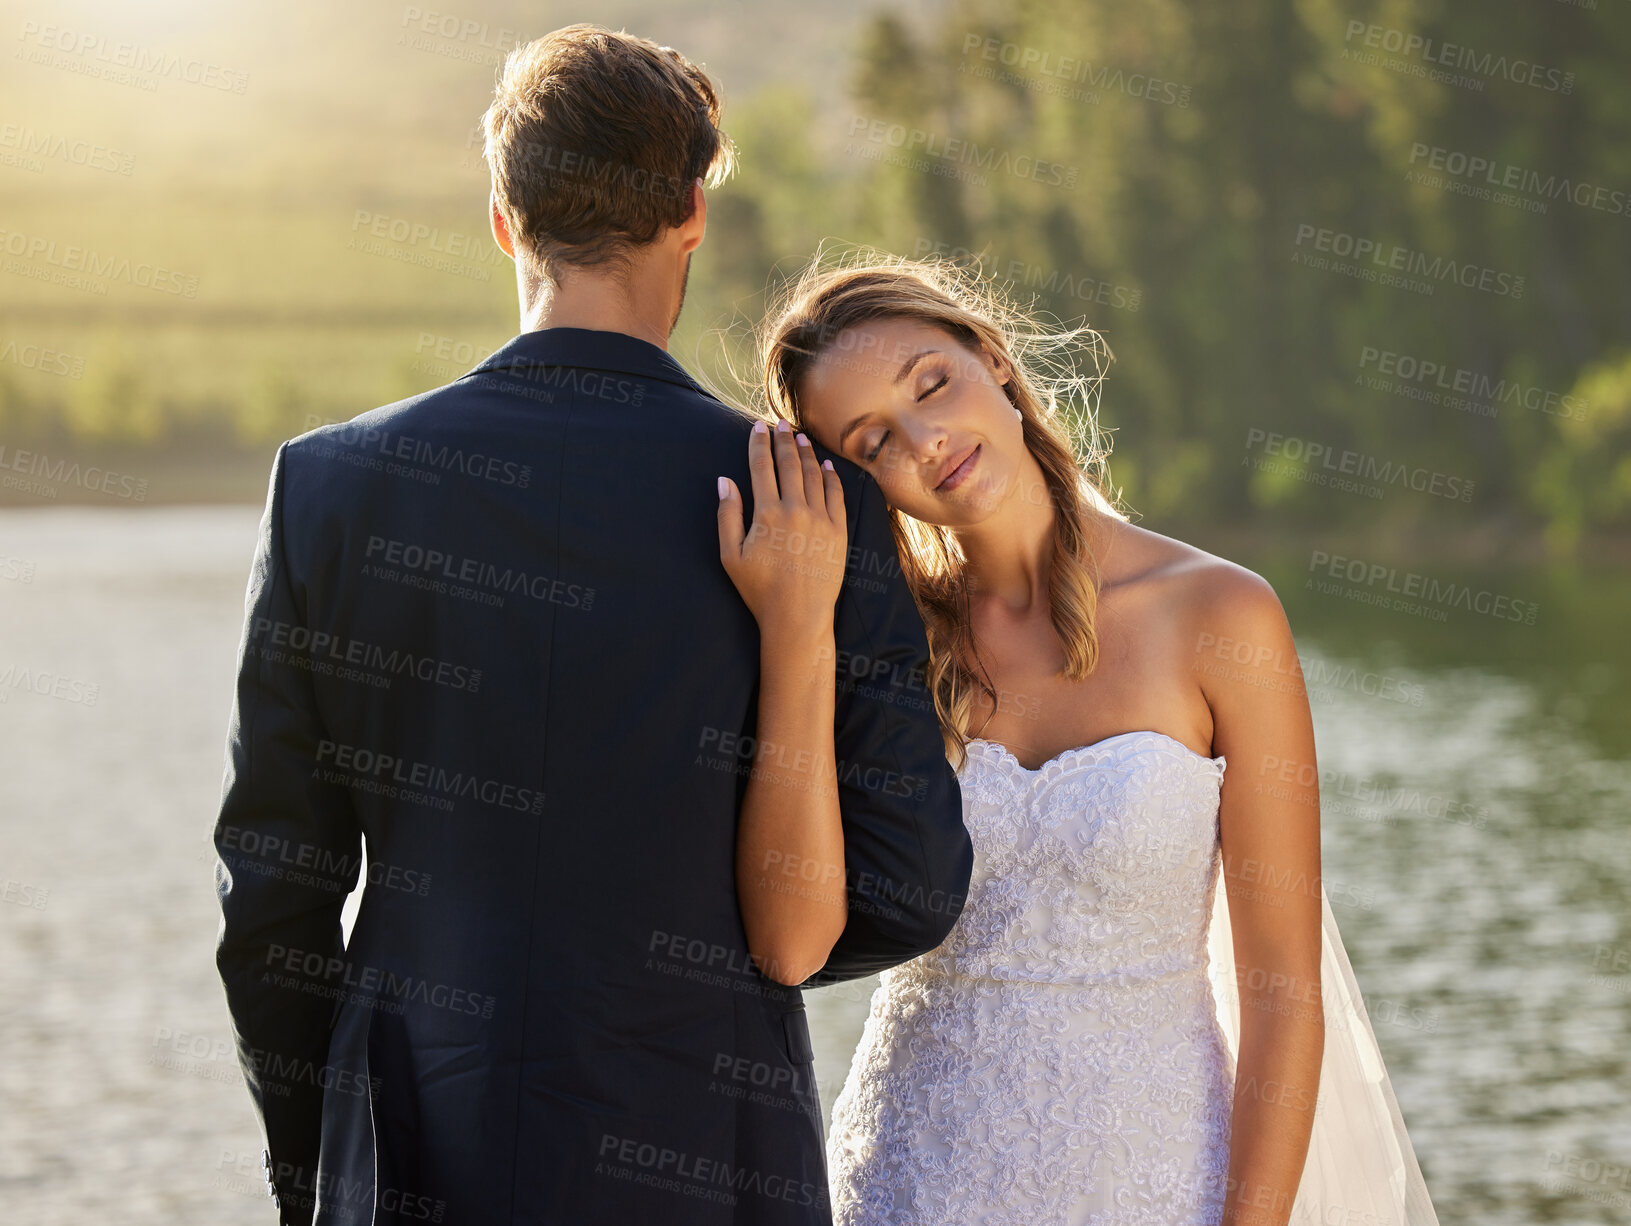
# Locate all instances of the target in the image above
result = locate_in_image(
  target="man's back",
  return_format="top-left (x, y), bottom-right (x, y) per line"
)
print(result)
top-left (213, 327), bottom-right (973, 1224)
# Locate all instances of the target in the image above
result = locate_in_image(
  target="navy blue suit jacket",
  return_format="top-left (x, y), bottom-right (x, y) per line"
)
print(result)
top-left (212, 327), bottom-right (974, 1225)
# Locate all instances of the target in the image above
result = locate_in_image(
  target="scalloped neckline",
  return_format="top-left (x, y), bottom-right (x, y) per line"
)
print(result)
top-left (965, 729), bottom-right (1226, 778)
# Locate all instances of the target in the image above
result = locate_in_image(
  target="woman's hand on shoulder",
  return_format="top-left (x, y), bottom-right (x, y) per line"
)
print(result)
top-left (716, 417), bottom-right (848, 641)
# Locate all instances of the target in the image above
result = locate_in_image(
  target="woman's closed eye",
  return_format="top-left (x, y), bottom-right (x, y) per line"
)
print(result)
top-left (867, 373), bottom-right (949, 462)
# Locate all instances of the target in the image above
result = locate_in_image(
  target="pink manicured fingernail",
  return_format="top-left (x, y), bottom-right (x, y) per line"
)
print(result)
top-left (796, 433), bottom-right (810, 447)
top-left (775, 419), bottom-right (791, 432)
top-left (717, 476), bottom-right (729, 499)
top-left (753, 421), bottom-right (767, 434)
top-left (822, 459), bottom-right (834, 471)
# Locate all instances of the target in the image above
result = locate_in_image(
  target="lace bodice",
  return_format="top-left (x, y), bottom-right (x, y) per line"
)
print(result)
top-left (906, 730), bottom-right (1227, 988)
top-left (826, 730), bottom-right (1235, 1225)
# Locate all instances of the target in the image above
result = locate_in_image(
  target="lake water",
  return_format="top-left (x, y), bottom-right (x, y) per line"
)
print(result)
top-left (1, 506), bottom-right (1626, 1223)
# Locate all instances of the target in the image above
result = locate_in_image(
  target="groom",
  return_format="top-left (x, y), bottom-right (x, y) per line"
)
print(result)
top-left (212, 22), bottom-right (972, 1226)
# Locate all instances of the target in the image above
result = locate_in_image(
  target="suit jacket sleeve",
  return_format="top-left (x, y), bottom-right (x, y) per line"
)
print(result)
top-left (212, 441), bottom-right (362, 1224)
top-left (800, 463), bottom-right (975, 988)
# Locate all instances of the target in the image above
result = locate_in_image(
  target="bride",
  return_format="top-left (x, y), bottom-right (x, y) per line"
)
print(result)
top-left (715, 252), bottom-right (1437, 1225)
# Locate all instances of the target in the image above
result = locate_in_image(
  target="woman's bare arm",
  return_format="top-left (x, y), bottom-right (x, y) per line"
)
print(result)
top-left (717, 418), bottom-right (849, 986)
top-left (1195, 566), bottom-right (1325, 1226)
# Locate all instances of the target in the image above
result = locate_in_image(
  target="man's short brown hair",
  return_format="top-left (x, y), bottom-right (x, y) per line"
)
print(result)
top-left (481, 24), bottom-right (736, 280)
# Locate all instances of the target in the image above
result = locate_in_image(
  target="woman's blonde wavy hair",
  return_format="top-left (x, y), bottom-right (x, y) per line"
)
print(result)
top-left (755, 247), bottom-right (1125, 770)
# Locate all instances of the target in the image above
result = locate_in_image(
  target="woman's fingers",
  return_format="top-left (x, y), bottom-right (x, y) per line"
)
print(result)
top-left (770, 418), bottom-right (805, 508)
top-left (819, 457), bottom-right (845, 526)
top-left (746, 419), bottom-right (779, 509)
top-left (795, 430), bottom-right (825, 509)
top-left (718, 421), bottom-right (849, 622)
top-left (716, 475), bottom-right (744, 563)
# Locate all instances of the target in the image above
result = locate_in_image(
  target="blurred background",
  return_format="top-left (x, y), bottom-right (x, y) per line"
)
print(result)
top-left (2, 0), bottom-right (1628, 1221)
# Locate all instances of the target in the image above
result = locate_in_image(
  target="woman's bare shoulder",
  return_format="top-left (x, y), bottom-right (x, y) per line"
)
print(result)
top-left (1097, 518), bottom-right (1273, 597)
top-left (1096, 518), bottom-right (1287, 640)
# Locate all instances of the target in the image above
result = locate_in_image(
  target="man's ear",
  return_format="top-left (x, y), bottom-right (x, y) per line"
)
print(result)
top-left (490, 193), bottom-right (516, 259)
top-left (677, 178), bottom-right (706, 255)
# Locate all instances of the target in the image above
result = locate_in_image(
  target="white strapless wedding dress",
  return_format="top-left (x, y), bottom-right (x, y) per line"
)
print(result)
top-left (825, 730), bottom-right (1439, 1226)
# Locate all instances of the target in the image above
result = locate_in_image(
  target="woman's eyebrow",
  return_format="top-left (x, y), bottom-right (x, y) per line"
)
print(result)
top-left (893, 349), bottom-right (938, 384)
top-left (838, 411), bottom-right (873, 450)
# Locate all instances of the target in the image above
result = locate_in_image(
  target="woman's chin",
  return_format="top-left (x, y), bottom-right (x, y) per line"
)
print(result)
top-left (888, 470), bottom-right (1008, 528)
top-left (949, 474), bottom-right (1009, 518)
top-left (904, 494), bottom-right (994, 530)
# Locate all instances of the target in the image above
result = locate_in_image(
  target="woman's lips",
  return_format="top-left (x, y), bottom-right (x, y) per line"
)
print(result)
top-left (937, 443), bottom-right (980, 492)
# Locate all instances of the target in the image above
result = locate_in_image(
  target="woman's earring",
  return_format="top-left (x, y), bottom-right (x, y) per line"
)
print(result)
top-left (1013, 408), bottom-right (1022, 419)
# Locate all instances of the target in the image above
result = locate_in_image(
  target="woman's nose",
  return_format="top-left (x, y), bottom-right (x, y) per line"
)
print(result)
top-left (908, 417), bottom-right (948, 458)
